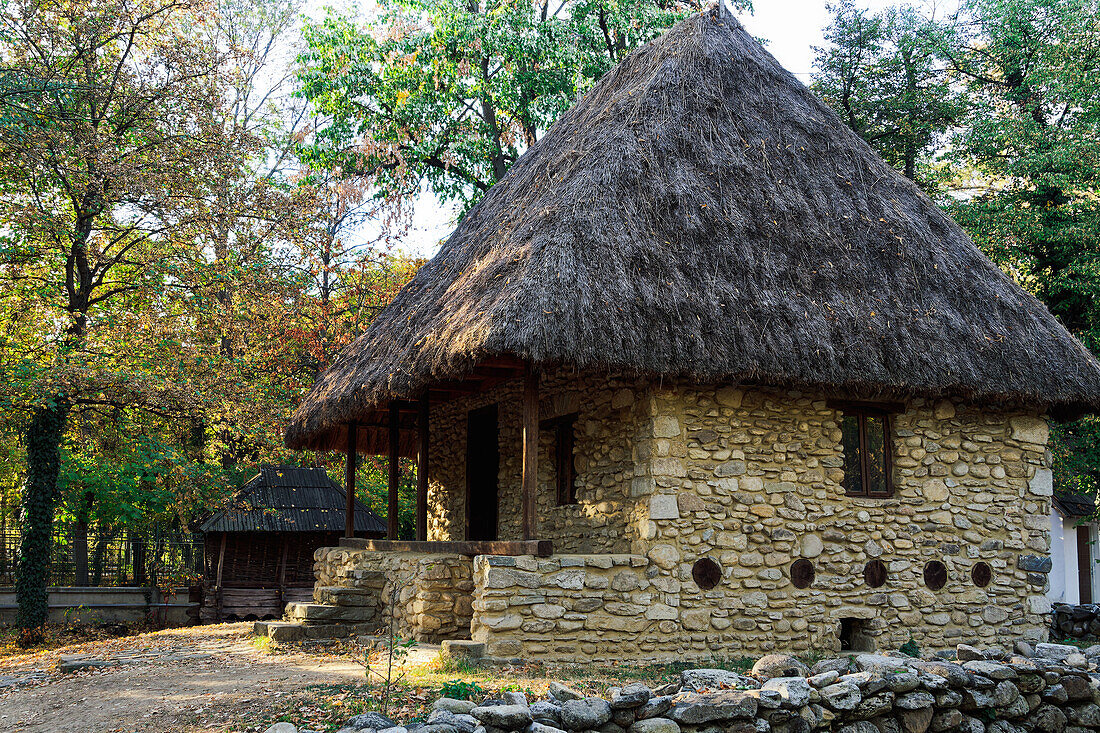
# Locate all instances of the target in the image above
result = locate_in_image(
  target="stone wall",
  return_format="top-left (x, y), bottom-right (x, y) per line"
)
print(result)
top-left (313, 548), bottom-right (473, 643)
top-left (471, 553), bottom-right (663, 662)
top-left (1052, 603), bottom-right (1100, 640)
top-left (424, 369), bottom-right (647, 553)
top-left (630, 383), bottom-right (1053, 656)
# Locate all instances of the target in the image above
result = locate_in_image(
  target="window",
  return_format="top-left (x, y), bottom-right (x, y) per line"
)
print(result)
top-left (830, 401), bottom-right (897, 498)
top-left (542, 413), bottom-right (578, 505)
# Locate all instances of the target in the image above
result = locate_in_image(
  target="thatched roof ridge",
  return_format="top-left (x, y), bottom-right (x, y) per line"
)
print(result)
top-left (287, 5), bottom-right (1100, 451)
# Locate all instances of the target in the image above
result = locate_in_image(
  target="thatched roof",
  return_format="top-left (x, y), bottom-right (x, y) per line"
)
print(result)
top-left (198, 466), bottom-right (385, 534)
top-left (287, 5), bottom-right (1100, 452)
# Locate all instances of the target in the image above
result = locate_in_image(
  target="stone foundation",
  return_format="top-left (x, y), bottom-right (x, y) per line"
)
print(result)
top-left (313, 548), bottom-right (474, 643)
top-left (471, 554), bottom-right (658, 662)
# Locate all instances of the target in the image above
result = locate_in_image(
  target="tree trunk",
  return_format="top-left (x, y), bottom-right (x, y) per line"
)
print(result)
top-left (132, 534), bottom-right (147, 588)
top-left (91, 533), bottom-right (111, 586)
top-left (16, 399), bottom-right (70, 645)
top-left (72, 490), bottom-right (93, 586)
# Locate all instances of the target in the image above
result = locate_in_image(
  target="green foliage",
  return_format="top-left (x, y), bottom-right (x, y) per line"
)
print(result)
top-left (899, 636), bottom-right (920, 658)
top-left (439, 678), bottom-right (485, 700)
top-left (15, 401), bottom-right (69, 643)
top-left (812, 0), bottom-right (964, 186)
top-left (814, 0), bottom-right (1100, 500)
top-left (297, 0), bottom-right (749, 215)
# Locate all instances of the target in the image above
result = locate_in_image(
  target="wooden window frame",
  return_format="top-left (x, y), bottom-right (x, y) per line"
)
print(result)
top-left (541, 413), bottom-right (578, 506)
top-left (828, 400), bottom-right (897, 499)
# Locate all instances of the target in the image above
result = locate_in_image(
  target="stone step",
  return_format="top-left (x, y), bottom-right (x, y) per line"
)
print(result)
top-left (314, 586), bottom-right (377, 607)
top-left (284, 602), bottom-right (375, 623)
top-left (254, 621), bottom-right (306, 642)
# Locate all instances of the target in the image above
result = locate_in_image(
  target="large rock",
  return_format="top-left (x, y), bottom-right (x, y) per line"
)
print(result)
top-left (680, 669), bottom-right (758, 692)
top-left (628, 719), bottom-right (679, 733)
top-left (436, 699), bottom-right (479, 715)
top-left (1029, 704), bottom-right (1068, 733)
top-left (471, 706), bottom-right (534, 730)
top-left (810, 658), bottom-right (853, 677)
top-left (962, 661), bottom-right (1017, 680)
top-left (898, 707), bottom-right (933, 733)
top-left (560, 699), bottom-right (612, 730)
top-left (265, 725), bottom-right (298, 733)
top-left (549, 683), bottom-right (585, 702)
top-left (611, 684), bottom-right (651, 709)
top-left (896, 692), bottom-right (935, 710)
top-left (752, 654), bottom-right (809, 680)
top-left (851, 691), bottom-right (894, 720)
top-left (1035, 642), bottom-right (1078, 661)
top-left (636, 696), bottom-right (673, 720)
top-left (530, 702), bottom-right (562, 726)
top-left (528, 724), bottom-right (567, 733)
top-left (817, 682), bottom-right (862, 711)
top-left (761, 677), bottom-right (811, 707)
top-left (667, 691), bottom-right (759, 724)
top-left (854, 654), bottom-right (913, 674)
top-left (348, 712), bottom-right (398, 730)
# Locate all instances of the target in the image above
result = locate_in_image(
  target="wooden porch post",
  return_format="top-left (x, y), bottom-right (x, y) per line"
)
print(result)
top-left (388, 402), bottom-right (400, 539)
top-left (345, 421), bottom-right (357, 538)
top-left (416, 393), bottom-right (429, 542)
top-left (521, 366), bottom-right (539, 540)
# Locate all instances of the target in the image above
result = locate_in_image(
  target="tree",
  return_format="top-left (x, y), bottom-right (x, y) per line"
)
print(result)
top-left (938, 0), bottom-right (1100, 497)
top-left (813, 0), bottom-right (1100, 498)
top-left (296, 0), bottom-right (750, 215)
top-left (0, 0), bottom-right (221, 642)
top-left (812, 0), bottom-right (963, 186)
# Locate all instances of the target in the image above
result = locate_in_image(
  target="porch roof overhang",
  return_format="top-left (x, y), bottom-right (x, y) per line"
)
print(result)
top-left (340, 537), bottom-right (554, 557)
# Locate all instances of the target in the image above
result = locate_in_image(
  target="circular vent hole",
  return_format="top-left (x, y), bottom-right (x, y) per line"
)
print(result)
top-left (791, 559), bottom-right (815, 589)
top-left (972, 561), bottom-right (993, 588)
top-left (863, 559), bottom-right (887, 588)
top-left (924, 560), bottom-right (948, 591)
top-left (692, 557), bottom-right (722, 590)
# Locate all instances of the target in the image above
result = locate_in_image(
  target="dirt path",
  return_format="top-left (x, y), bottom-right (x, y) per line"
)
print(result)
top-left (0, 624), bottom-right (371, 733)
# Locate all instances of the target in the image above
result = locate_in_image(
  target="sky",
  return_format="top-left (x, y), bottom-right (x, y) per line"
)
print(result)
top-left (332, 0), bottom-right (903, 258)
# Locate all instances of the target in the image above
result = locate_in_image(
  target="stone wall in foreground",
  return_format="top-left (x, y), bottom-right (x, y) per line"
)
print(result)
top-left (313, 548), bottom-right (473, 643)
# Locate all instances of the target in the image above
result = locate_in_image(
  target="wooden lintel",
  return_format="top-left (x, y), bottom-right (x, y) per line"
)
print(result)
top-left (339, 538), bottom-right (553, 557)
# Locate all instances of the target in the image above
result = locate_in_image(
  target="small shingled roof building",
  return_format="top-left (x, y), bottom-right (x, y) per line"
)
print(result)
top-left (284, 5), bottom-right (1100, 660)
top-left (198, 466), bottom-right (384, 621)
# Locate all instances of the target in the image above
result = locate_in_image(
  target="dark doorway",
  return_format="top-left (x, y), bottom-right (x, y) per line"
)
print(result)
top-left (467, 404), bottom-right (500, 541)
top-left (1079, 525), bottom-right (1093, 604)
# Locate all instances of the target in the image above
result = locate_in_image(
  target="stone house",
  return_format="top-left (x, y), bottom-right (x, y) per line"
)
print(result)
top-left (283, 6), bottom-right (1100, 662)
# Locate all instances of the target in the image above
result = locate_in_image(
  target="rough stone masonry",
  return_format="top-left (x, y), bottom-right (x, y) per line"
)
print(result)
top-left (311, 374), bottom-right (1055, 661)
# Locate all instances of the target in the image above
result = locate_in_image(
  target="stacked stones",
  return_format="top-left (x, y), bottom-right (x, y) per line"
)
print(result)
top-left (1052, 604), bottom-right (1100, 641)
top-left (310, 550), bottom-right (473, 643)
top-left (635, 385), bottom-right (1053, 656)
top-left (273, 645), bottom-right (1100, 733)
top-left (471, 553), bottom-right (656, 662)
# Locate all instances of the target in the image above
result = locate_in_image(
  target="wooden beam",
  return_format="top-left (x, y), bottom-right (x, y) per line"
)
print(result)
top-left (345, 421), bottom-right (358, 538)
top-left (340, 538), bottom-right (553, 557)
top-left (388, 402), bottom-right (400, 539)
top-left (416, 393), bottom-right (429, 542)
top-left (521, 365), bottom-right (539, 540)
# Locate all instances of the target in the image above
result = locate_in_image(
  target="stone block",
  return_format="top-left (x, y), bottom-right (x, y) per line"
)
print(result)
top-left (649, 494), bottom-right (680, 521)
top-left (439, 640), bottom-right (485, 662)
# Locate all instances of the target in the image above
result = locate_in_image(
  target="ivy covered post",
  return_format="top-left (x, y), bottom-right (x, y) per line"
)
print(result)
top-left (15, 400), bottom-right (69, 645)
